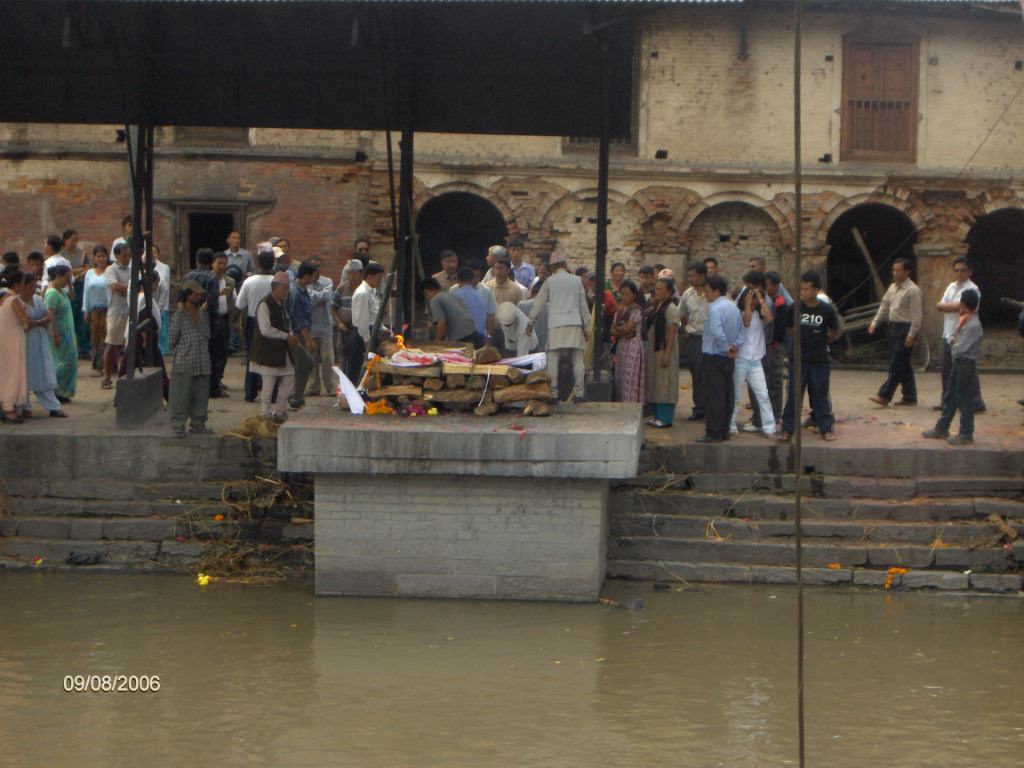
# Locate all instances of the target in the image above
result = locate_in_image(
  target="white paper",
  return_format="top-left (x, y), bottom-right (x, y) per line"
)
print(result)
top-left (333, 366), bottom-right (366, 415)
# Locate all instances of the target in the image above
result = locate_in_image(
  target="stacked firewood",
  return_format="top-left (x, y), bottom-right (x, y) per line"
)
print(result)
top-left (365, 345), bottom-right (553, 417)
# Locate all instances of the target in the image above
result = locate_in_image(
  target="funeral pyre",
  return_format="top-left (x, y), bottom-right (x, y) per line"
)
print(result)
top-left (339, 342), bottom-right (553, 417)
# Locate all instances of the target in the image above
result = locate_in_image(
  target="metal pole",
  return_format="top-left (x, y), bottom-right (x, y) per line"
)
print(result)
top-left (397, 125), bottom-right (414, 330)
top-left (143, 124), bottom-right (156, 366)
top-left (124, 124), bottom-right (146, 380)
top-left (792, 0), bottom-right (806, 766)
top-left (592, 36), bottom-right (611, 383)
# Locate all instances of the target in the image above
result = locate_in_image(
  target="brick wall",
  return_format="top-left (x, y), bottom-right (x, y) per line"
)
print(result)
top-left (314, 474), bottom-right (608, 601)
top-left (683, 202), bottom-right (785, 287)
top-left (0, 155), bottom-right (368, 284)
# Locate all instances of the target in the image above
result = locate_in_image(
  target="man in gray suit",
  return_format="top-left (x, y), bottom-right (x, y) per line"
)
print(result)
top-left (526, 252), bottom-right (590, 401)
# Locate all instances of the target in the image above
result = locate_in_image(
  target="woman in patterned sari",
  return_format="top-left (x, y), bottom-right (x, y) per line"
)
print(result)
top-left (612, 280), bottom-right (645, 403)
top-left (44, 264), bottom-right (78, 402)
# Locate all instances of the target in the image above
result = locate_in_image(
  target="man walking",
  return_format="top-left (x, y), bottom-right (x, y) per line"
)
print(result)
top-left (779, 271), bottom-right (839, 442)
top-left (868, 258), bottom-right (922, 406)
top-left (679, 262), bottom-right (708, 421)
top-left (526, 253), bottom-right (590, 402)
top-left (923, 289), bottom-right (982, 445)
top-left (698, 275), bottom-right (744, 443)
top-left (935, 257), bottom-right (985, 413)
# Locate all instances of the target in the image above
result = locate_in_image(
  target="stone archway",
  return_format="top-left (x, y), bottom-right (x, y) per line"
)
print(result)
top-left (965, 207), bottom-right (1024, 327)
top-left (825, 203), bottom-right (917, 312)
top-left (415, 191), bottom-right (508, 277)
top-left (681, 201), bottom-right (785, 288)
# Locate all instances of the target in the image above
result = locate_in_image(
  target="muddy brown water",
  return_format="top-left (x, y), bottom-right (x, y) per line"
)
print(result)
top-left (1, 574), bottom-right (1021, 767)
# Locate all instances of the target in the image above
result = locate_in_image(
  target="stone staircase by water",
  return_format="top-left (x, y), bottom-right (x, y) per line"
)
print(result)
top-left (0, 433), bottom-right (311, 574)
top-left (607, 441), bottom-right (1024, 594)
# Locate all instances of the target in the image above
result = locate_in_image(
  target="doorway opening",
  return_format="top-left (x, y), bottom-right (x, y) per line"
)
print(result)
top-left (826, 204), bottom-right (916, 313)
top-left (186, 212), bottom-right (236, 270)
top-left (965, 208), bottom-right (1024, 328)
top-left (416, 192), bottom-right (508, 277)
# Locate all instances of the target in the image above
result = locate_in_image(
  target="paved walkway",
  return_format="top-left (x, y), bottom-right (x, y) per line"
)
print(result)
top-left (7, 354), bottom-right (1024, 453)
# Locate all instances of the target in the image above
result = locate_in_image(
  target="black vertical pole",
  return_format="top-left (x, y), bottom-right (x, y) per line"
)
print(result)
top-left (124, 124), bottom-right (146, 380)
top-left (397, 125), bottom-right (414, 329)
top-left (143, 124), bottom-right (156, 366)
top-left (793, 0), bottom-right (806, 766)
top-left (592, 36), bottom-right (611, 383)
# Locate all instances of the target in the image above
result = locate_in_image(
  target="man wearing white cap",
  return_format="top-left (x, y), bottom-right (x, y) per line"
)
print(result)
top-left (496, 301), bottom-right (537, 358)
top-left (526, 252), bottom-right (590, 401)
top-left (249, 271), bottom-right (299, 423)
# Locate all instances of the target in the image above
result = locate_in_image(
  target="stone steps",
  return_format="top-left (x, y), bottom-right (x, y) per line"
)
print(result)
top-left (3, 479), bottom-right (256, 503)
top-left (0, 536), bottom-right (193, 568)
top-left (608, 535), bottom-right (1022, 572)
top-left (610, 513), bottom-right (1024, 545)
top-left (640, 442), bottom-right (1024, 479)
top-left (612, 489), bottom-right (1024, 522)
top-left (620, 472), bottom-right (1024, 499)
top-left (606, 559), bottom-right (1023, 594)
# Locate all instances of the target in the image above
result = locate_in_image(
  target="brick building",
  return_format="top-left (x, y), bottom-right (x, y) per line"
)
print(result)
top-left (1, 0), bottom-right (1022, 359)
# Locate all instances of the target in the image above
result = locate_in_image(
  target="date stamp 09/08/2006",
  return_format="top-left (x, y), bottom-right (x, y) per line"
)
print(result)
top-left (63, 675), bottom-right (161, 693)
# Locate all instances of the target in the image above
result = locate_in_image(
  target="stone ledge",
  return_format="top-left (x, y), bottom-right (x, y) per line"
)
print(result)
top-left (278, 402), bottom-right (643, 479)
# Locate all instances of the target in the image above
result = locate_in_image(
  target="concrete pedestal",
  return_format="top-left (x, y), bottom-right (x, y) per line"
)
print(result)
top-left (278, 403), bottom-right (642, 601)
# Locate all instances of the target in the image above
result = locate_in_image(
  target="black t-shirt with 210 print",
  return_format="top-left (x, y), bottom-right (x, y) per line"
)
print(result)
top-left (783, 300), bottom-right (838, 364)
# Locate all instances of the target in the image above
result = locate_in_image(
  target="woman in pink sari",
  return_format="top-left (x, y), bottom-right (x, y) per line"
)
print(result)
top-left (612, 280), bottom-right (645, 403)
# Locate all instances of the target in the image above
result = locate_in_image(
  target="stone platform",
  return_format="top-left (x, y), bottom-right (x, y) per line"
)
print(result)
top-left (277, 403), bottom-right (644, 601)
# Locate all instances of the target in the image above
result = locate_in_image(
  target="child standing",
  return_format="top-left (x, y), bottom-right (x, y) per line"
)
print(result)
top-left (923, 289), bottom-right (981, 445)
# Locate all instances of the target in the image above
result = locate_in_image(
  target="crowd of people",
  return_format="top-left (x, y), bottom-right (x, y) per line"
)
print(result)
top-left (594, 252), bottom-right (999, 446)
top-left (0, 221), bottom-right (1014, 445)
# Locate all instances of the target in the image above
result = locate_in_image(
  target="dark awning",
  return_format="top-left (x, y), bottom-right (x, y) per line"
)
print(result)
top-left (0, 0), bottom-right (661, 137)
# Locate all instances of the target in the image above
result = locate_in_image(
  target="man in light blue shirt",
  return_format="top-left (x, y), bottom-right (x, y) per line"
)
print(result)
top-left (508, 238), bottom-right (535, 289)
top-left (700, 275), bottom-right (745, 443)
top-left (452, 266), bottom-right (489, 347)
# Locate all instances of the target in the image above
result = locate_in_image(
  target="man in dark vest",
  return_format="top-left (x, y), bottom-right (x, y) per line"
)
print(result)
top-left (249, 271), bottom-right (299, 423)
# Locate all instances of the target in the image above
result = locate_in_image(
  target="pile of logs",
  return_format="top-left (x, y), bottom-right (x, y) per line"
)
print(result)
top-left (366, 346), bottom-right (553, 417)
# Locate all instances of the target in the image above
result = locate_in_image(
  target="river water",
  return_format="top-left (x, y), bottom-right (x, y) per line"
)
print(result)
top-left (1, 573), bottom-right (1021, 768)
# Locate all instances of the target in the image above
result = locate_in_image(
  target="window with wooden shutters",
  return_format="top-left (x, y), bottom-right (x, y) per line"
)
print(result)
top-left (841, 32), bottom-right (919, 162)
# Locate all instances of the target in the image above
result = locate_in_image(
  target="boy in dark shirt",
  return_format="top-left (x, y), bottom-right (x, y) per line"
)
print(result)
top-left (779, 271), bottom-right (839, 441)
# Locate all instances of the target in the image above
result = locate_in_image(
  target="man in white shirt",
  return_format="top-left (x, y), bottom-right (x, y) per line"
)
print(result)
top-left (935, 256), bottom-right (985, 413)
top-left (351, 261), bottom-right (385, 352)
top-left (730, 271), bottom-right (776, 436)
top-left (236, 249), bottom-right (277, 402)
top-left (496, 301), bottom-right (538, 358)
